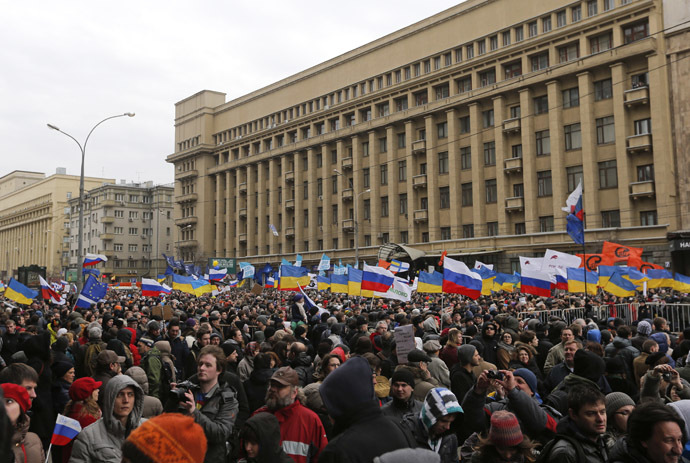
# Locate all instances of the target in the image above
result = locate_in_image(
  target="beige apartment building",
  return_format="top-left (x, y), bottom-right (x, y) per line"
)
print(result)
top-left (167, 0), bottom-right (690, 273)
top-left (66, 181), bottom-right (175, 283)
top-left (0, 169), bottom-right (114, 280)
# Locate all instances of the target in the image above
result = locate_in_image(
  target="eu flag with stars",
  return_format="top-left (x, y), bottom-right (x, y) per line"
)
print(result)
top-left (75, 275), bottom-right (108, 308)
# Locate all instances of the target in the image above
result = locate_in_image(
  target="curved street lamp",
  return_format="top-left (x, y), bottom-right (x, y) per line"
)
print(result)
top-left (47, 113), bottom-right (135, 290)
top-left (334, 168), bottom-right (370, 269)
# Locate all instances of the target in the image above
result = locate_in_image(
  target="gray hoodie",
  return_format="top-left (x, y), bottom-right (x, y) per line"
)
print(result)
top-left (69, 375), bottom-right (145, 463)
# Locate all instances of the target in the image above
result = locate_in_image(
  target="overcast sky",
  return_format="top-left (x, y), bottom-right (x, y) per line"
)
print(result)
top-left (0, 1), bottom-right (463, 186)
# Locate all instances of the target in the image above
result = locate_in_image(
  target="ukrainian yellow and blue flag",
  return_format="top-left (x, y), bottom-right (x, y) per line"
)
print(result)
top-left (5, 278), bottom-right (38, 305)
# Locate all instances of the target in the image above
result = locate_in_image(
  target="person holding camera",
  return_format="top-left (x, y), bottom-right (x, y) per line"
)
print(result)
top-left (171, 345), bottom-right (239, 463)
top-left (641, 364), bottom-right (690, 404)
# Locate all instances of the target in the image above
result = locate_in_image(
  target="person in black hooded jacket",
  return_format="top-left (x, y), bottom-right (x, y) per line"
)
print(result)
top-left (474, 322), bottom-right (498, 365)
top-left (318, 356), bottom-right (412, 462)
top-left (243, 353), bottom-right (276, 413)
top-left (238, 412), bottom-right (293, 463)
top-left (23, 331), bottom-right (55, 450)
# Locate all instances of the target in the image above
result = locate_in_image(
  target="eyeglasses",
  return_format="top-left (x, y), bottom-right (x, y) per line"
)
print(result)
top-left (486, 327), bottom-right (495, 331)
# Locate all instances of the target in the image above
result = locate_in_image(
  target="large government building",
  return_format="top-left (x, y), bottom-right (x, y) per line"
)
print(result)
top-left (167, 0), bottom-right (690, 274)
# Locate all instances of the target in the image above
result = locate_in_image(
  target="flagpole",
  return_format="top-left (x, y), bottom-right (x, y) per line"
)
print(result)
top-left (44, 444), bottom-right (53, 463)
top-left (582, 182), bottom-right (588, 307)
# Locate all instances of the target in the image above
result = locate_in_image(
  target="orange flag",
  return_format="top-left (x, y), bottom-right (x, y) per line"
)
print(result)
top-left (601, 241), bottom-right (643, 265)
top-left (438, 251), bottom-right (448, 267)
top-left (377, 259), bottom-right (391, 269)
top-left (576, 253), bottom-right (610, 271)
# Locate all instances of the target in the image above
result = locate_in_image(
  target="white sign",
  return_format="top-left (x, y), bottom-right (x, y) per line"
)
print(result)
top-left (395, 324), bottom-right (416, 364)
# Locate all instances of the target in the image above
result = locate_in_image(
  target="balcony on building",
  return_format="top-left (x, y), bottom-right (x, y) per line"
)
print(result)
top-left (629, 180), bottom-right (655, 200)
top-left (177, 169), bottom-right (198, 180)
top-left (239, 208), bottom-right (247, 218)
top-left (101, 216), bottom-right (114, 224)
top-left (178, 239), bottom-right (198, 248)
top-left (413, 209), bottom-right (428, 222)
top-left (101, 199), bottom-right (117, 207)
top-left (342, 157), bottom-right (353, 170)
top-left (102, 250), bottom-right (115, 258)
top-left (505, 196), bottom-right (524, 212)
top-left (342, 188), bottom-right (354, 201)
top-left (285, 227), bottom-right (295, 238)
top-left (239, 182), bottom-right (247, 195)
top-left (239, 233), bottom-right (247, 243)
top-left (175, 216), bottom-right (198, 227)
top-left (342, 219), bottom-right (355, 231)
top-left (626, 134), bottom-right (652, 154)
top-left (504, 157), bottom-right (523, 174)
top-left (285, 199), bottom-right (295, 210)
top-left (502, 117), bottom-right (521, 134)
top-left (175, 193), bottom-right (198, 203)
top-left (100, 233), bottom-right (114, 241)
top-left (411, 140), bottom-right (426, 154)
top-left (624, 86), bottom-right (649, 107)
top-left (412, 174), bottom-right (427, 189)
top-left (285, 171), bottom-right (295, 183)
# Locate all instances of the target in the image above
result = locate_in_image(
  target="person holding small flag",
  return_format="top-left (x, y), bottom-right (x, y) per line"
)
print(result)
top-left (2, 382), bottom-right (44, 463)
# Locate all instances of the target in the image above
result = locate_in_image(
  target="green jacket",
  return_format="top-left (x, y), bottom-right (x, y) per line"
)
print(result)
top-left (141, 347), bottom-right (164, 400)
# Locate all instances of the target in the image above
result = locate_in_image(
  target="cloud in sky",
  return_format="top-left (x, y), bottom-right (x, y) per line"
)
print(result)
top-left (0, 1), bottom-right (462, 185)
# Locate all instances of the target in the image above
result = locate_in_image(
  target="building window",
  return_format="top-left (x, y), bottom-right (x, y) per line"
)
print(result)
top-left (424, 60), bottom-right (431, 73)
top-left (377, 102), bottom-right (390, 117)
top-left (564, 123), bottom-right (582, 150)
top-left (543, 16), bottom-right (552, 33)
top-left (421, 232), bottom-right (430, 243)
top-left (528, 21), bottom-right (538, 37)
top-left (381, 196), bottom-right (388, 217)
top-left (640, 211), bottom-right (657, 226)
top-left (363, 199), bottom-right (370, 220)
top-left (441, 227), bottom-right (451, 241)
top-left (434, 56), bottom-right (441, 70)
top-left (379, 137), bottom-right (387, 153)
top-left (362, 142), bottom-right (369, 157)
top-left (485, 179), bottom-right (497, 203)
top-left (466, 44), bottom-right (474, 59)
top-left (479, 69), bottom-right (496, 87)
top-left (587, 0), bottom-right (598, 16)
top-left (115, 210), bottom-right (124, 218)
top-left (540, 216), bottom-right (555, 232)
top-left (515, 222), bottom-right (526, 235)
top-left (129, 244), bottom-right (138, 252)
top-left (440, 187), bottom-right (450, 209)
top-left (504, 61), bottom-right (522, 79)
top-left (603, 0), bottom-right (614, 11)
top-left (362, 168), bottom-right (370, 188)
top-left (129, 227), bottom-right (138, 235)
top-left (114, 226), bottom-right (123, 234)
top-left (332, 205), bottom-right (338, 224)
top-left (437, 122), bottom-right (448, 139)
top-left (515, 26), bottom-right (524, 42)
top-left (558, 43), bottom-right (579, 62)
top-left (632, 73), bottom-right (648, 88)
top-left (502, 30), bottom-right (511, 46)
top-left (602, 210), bottom-right (621, 228)
top-left (487, 222), bottom-right (499, 237)
top-left (557, 10), bottom-right (567, 27)
top-left (459, 116), bottom-right (470, 134)
top-left (534, 95), bottom-right (549, 114)
top-left (567, 165), bottom-right (584, 192)
top-left (637, 164), bottom-right (654, 182)
top-left (380, 165), bottom-right (388, 185)
top-left (398, 160), bottom-right (407, 181)
top-left (512, 144), bottom-right (523, 158)
top-left (484, 142), bottom-right (496, 166)
top-left (489, 35), bottom-right (498, 51)
top-left (463, 224), bottom-right (475, 238)
top-left (331, 177), bottom-right (337, 194)
top-left (395, 96), bottom-right (408, 112)
top-left (594, 78), bottom-right (613, 100)
top-left (510, 106), bottom-right (521, 119)
top-left (462, 183), bottom-right (473, 206)
top-left (634, 118), bottom-right (652, 135)
top-left (460, 147), bottom-right (472, 170)
top-left (482, 110), bottom-right (494, 128)
top-left (563, 87), bottom-right (580, 108)
top-left (477, 40), bottom-right (486, 55)
top-left (513, 183), bottom-right (524, 197)
top-left (455, 48), bottom-right (462, 62)
top-left (457, 76), bottom-right (472, 93)
top-left (590, 33), bottom-right (612, 53)
top-left (438, 151), bottom-right (449, 174)
top-left (626, 21), bottom-right (650, 43)
top-left (599, 160), bottom-right (618, 188)
top-left (399, 194), bottom-right (407, 215)
top-left (444, 52), bottom-right (452, 66)
top-left (572, 5), bottom-right (582, 22)
top-left (414, 91), bottom-right (428, 106)
top-left (537, 171), bottom-right (553, 197)
top-left (399, 231), bottom-right (408, 243)
top-left (596, 116), bottom-right (615, 144)
top-left (413, 64), bottom-right (420, 77)
top-left (531, 53), bottom-right (549, 71)
top-left (114, 244), bottom-right (123, 252)
top-left (434, 84), bottom-right (450, 100)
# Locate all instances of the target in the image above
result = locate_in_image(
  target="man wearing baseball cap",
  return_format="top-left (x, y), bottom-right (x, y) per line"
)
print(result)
top-left (93, 349), bottom-right (125, 397)
top-left (252, 366), bottom-right (327, 463)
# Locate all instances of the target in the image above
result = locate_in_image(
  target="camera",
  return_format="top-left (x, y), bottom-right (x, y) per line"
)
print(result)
top-left (486, 370), bottom-right (504, 381)
top-left (662, 372), bottom-right (672, 382)
top-left (170, 380), bottom-right (200, 402)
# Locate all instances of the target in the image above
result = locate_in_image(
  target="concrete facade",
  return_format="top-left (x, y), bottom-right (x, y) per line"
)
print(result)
top-left (167, 0), bottom-right (689, 273)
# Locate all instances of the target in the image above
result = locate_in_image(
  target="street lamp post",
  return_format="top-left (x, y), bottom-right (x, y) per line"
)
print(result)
top-left (334, 169), bottom-right (370, 269)
top-left (47, 113), bottom-right (135, 291)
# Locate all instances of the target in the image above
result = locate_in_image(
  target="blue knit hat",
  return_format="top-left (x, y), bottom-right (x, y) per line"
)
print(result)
top-left (512, 368), bottom-right (537, 395)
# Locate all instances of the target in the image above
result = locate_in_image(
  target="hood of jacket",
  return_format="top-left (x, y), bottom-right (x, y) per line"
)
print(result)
top-left (124, 366), bottom-right (149, 394)
top-left (611, 336), bottom-right (632, 349)
top-left (422, 317), bottom-right (439, 334)
top-left (419, 388), bottom-right (463, 435)
top-left (23, 331), bottom-right (51, 361)
top-left (117, 328), bottom-right (133, 345)
top-left (249, 367), bottom-right (275, 384)
top-left (562, 372), bottom-right (600, 391)
top-left (291, 352), bottom-right (313, 368)
top-left (242, 412), bottom-right (284, 462)
top-left (320, 356), bottom-right (374, 418)
top-left (102, 374), bottom-right (144, 436)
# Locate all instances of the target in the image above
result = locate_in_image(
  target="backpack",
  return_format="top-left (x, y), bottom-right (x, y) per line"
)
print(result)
top-left (536, 433), bottom-right (585, 463)
top-left (83, 342), bottom-right (103, 377)
top-left (142, 351), bottom-right (173, 402)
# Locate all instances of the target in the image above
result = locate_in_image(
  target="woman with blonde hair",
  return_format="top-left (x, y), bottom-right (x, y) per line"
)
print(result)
top-left (440, 328), bottom-right (462, 370)
top-left (62, 377), bottom-right (102, 463)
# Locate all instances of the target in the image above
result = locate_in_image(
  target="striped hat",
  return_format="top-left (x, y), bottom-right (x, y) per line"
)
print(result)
top-left (420, 388), bottom-right (463, 431)
top-left (488, 411), bottom-right (523, 447)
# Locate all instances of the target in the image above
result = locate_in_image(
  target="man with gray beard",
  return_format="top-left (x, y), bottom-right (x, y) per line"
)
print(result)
top-left (252, 366), bottom-right (327, 463)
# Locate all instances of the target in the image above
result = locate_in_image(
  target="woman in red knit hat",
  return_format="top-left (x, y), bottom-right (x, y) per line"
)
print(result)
top-left (61, 377), bottom-right (102, 463)
top-left (2, 382), bottom-right (44, 463)
top-left (471, 410), bottom-right (537, 463)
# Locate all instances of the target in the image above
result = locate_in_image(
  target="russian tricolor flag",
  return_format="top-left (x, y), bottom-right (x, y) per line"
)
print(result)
top-left (39, 275), bottom-right (64, 305)
top-left (51, 414), bottom-right (81, 446)
top-left (208, 267), bottom-right (228, 281)
top-left (82, 253), bottom-right (108, 267)
top-left (553, 267), bottom-right (568, 290)
top-left (442, 257), bottom-right (482, 299)
top-left (141, 278), bottom-right (167, 297)
top-left (521, 268), bottom-right (553, 297)
top-left (362, 264), bottom-right (395, 293)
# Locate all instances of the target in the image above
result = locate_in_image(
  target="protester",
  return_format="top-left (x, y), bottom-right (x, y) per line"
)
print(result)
top-left (3, 382), bottom-right (44, 463)
top-left (237, 412), bottom-right (292, 463)
top-left (62, 378), bottom-right (102, 463)
top-left (122, 413), bottom-right (208, 463)
top-left (470, 410), bottom-right (536, 463)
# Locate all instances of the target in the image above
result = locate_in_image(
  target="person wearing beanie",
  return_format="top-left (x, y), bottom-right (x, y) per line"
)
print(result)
top-left (471, 410), bottom-right (537, 463)
top-left (604, 392), bottom-right (635, 445)
top-left (374, 448), bottom-right (441, 463)
top-left (121, 413), bottom-right (208, 463)
top-left (450, 344), bottom-right (479, 420)
top-left (77, 326), bottom-right (106, 378)
top-left (634, 339), bottom-right (659, 386)
top-left (382, 367), bottom-right (423, 422)
top-left (631, 320), bottom-right (652, 352)
top-left (400, 388), bottom-right (463, 463)
top-left (70, 375), bottom-right (145, 463)
top-left (63, 376), bottom-right (103, 461)
top-left (319, 357), bottom-right (410, 462)
top-left (3, 383), bottom-right (44, 463)
top-left (52, 361), bottom-right (75, 416)
top-left (237, 412), bottom-right (292, 463)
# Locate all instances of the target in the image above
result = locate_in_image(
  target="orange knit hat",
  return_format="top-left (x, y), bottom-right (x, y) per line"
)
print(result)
top-left (124, 413), bottom-right (207, 463)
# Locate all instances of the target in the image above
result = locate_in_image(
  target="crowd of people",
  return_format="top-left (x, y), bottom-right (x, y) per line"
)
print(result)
top-left (0, 285), bottom-right (690, 462)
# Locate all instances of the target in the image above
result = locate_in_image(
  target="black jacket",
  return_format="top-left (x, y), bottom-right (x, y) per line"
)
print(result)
top-left (450, 365), bottom-right (476, 405)
top-left (238, 412), bottom-right (293, 463)
top-left (547, 416), bottom-right (610, 463)
top-left (244, 367), bottom-right (275, 413)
